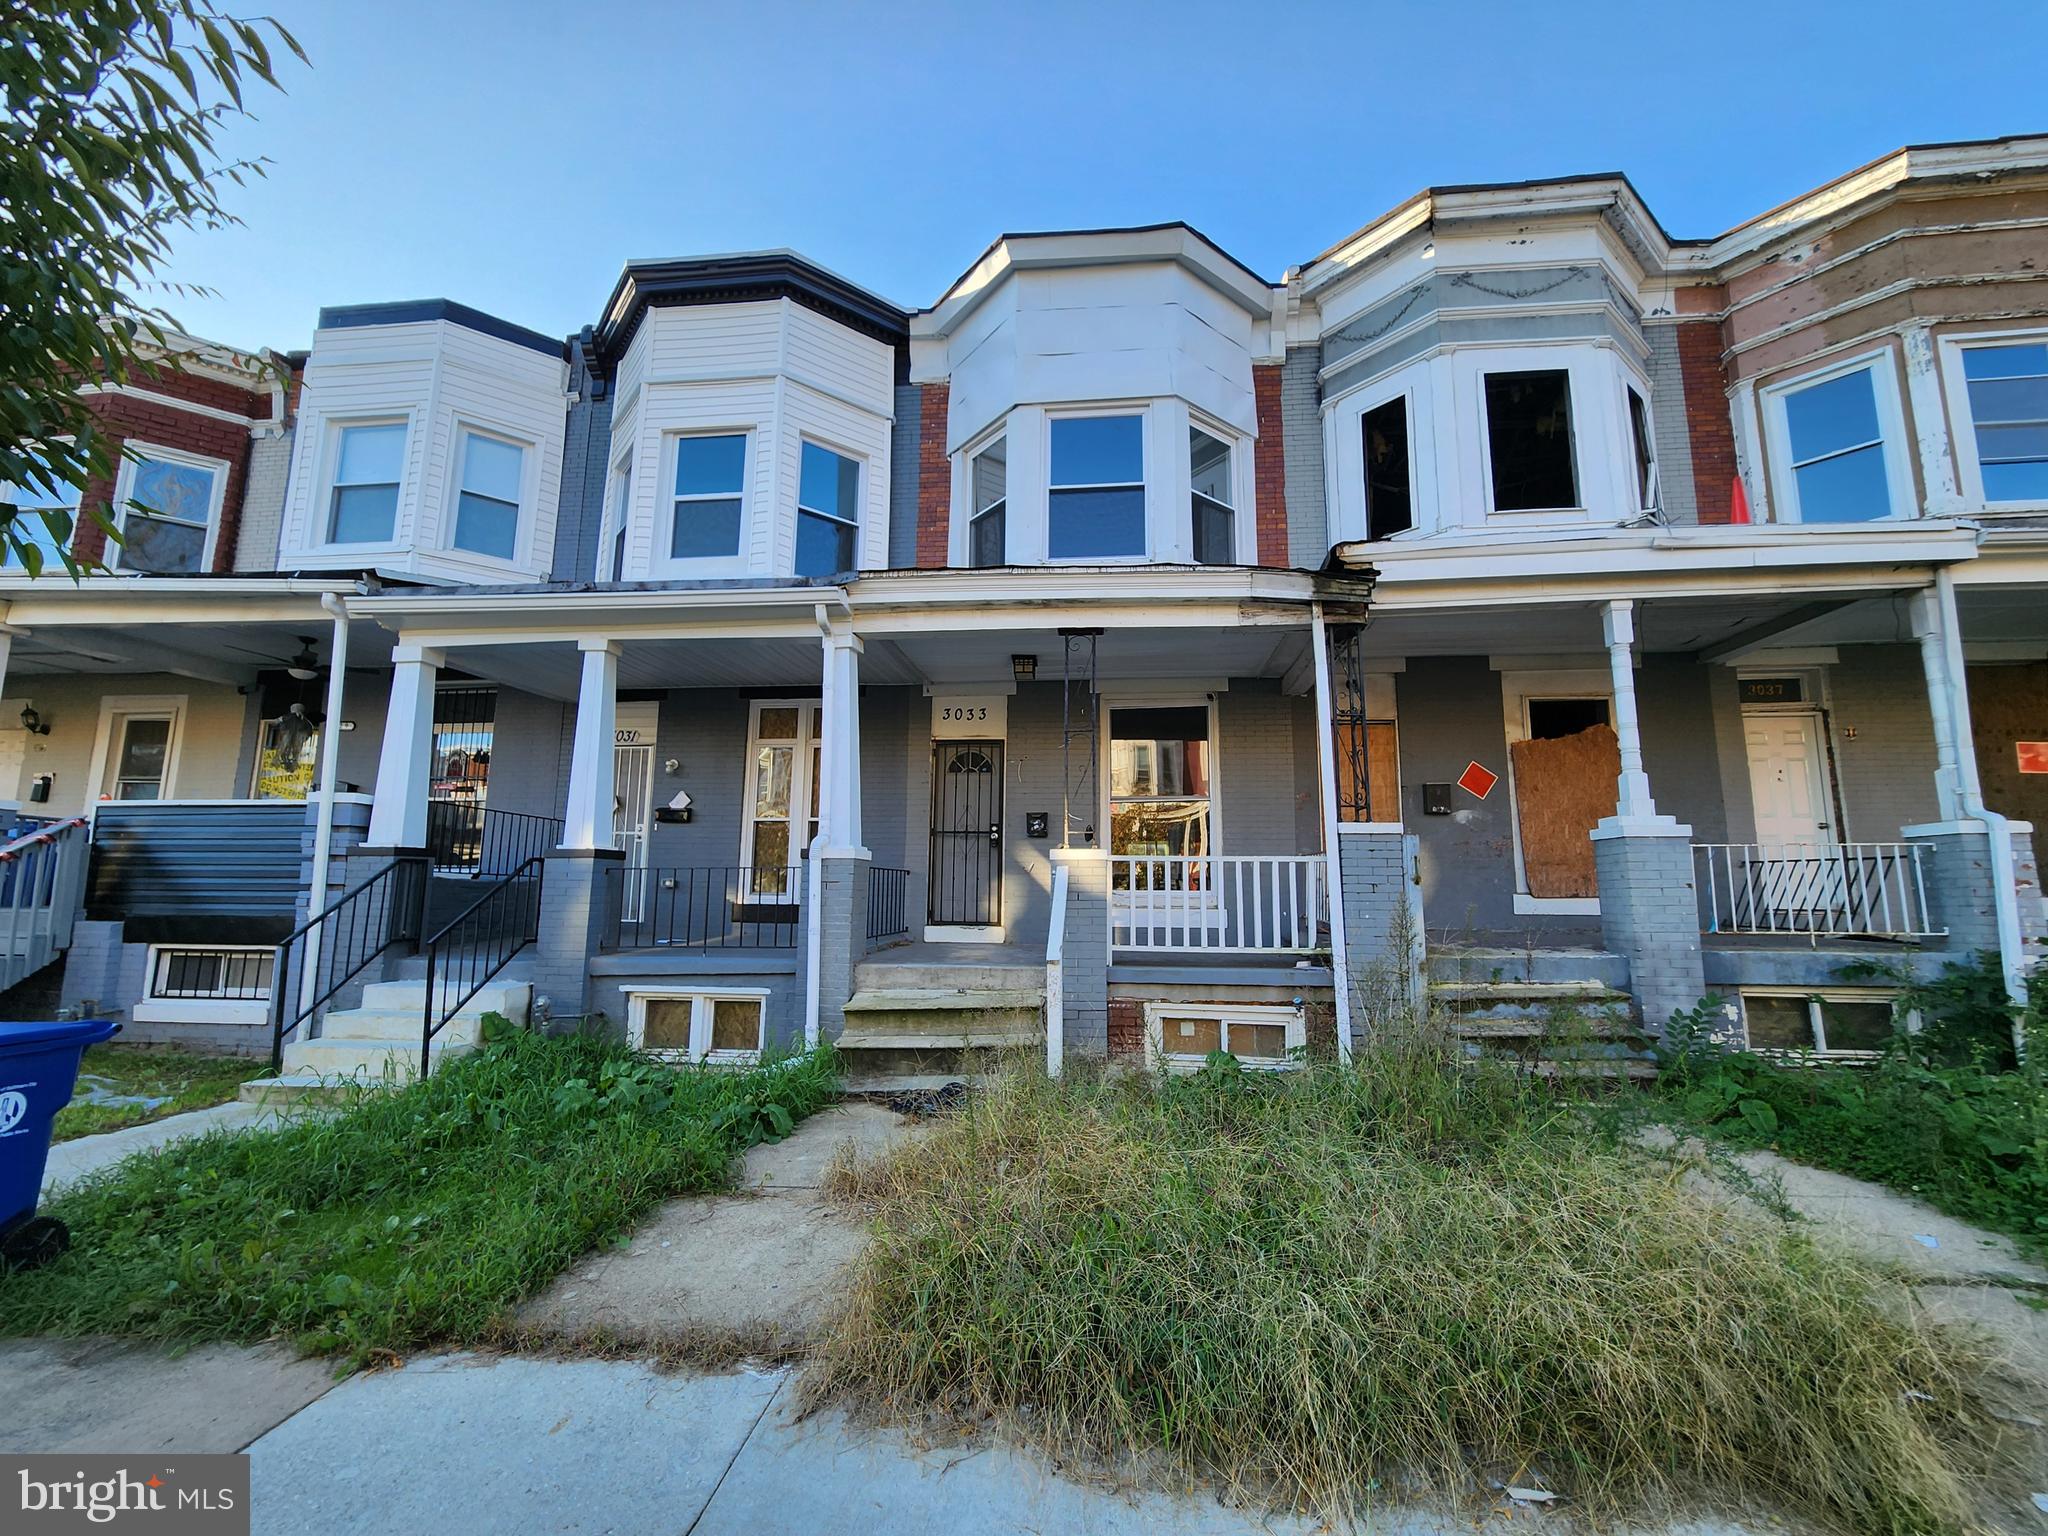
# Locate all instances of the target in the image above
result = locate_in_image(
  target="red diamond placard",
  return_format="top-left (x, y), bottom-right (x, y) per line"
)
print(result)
top-left (2018, 741), bottom-right (2048, 775)
top-left (1456, 760), bottom-right (1498, 799)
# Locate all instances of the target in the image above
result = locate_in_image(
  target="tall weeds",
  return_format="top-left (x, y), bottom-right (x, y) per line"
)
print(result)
top-left (810, 1034), bottom-right (1993, 1533)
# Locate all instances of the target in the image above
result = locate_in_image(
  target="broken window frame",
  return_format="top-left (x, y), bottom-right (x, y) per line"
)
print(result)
top-left (1361, 393), bottom-right (1416, 541)
top-left (1481, 368), bottom-right (1581, 513)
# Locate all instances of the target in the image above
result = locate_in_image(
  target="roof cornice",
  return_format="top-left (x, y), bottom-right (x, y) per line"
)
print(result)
top-left (595, 251), bottom-right (909, 366)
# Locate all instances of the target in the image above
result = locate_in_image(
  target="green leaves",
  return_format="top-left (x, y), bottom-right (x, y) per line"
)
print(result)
top-left (2, 1), bottom-right (304, 576)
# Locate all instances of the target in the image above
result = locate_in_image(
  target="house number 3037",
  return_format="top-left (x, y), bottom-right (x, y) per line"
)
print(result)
top-left (940, 706), bottom-right (988, 722)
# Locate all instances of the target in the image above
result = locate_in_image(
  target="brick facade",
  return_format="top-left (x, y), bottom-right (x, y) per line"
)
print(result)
top-left (1675, 320), bottom-right (1737, 525)
top-left (914, 381), bottom-right (951, 568)
top-left (1252, 363), bottom-right (1289, 565)
top-left (1108, 997), bottom-right (1143, 1061)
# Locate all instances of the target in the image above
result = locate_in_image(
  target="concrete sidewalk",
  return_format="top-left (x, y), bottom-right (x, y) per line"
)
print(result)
top-left (41, 1100), bottom-right (284, 1193)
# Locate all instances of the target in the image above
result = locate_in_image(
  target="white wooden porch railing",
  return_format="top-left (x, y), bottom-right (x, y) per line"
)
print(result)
top-left (1110, 855), bottom-right (1327, 953)
top-left (1693, 842), bottom-right (1944, 940)
top-left (0, 817), bottom-right (91, 993)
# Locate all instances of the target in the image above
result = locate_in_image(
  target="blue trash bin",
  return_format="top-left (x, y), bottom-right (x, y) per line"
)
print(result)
top-left (0, 1018), bottom-right (120, 1270)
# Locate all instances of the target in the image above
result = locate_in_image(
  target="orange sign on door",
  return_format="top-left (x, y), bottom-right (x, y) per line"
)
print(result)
top-left (2017, 742), bottom-right (2048, 775)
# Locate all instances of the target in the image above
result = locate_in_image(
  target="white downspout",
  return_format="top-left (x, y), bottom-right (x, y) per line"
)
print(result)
top-left (1310, 602), bottom-right (1355, 1062)
top-left (299, 593), bottom-right (352, 1013)
top-left (1931, 568), bottom-right (2029, 1034)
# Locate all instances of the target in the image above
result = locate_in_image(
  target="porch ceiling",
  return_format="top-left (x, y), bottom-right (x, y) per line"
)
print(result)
top-left (6, 617), bottom-right (395, 685)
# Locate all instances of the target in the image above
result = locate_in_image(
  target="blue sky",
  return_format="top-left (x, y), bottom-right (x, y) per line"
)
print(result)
top-left (155, 0), bottom-right (2048, 351)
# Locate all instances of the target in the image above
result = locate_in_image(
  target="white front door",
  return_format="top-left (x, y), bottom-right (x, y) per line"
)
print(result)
top-left (1744, 712), bottom-right (1834, 849)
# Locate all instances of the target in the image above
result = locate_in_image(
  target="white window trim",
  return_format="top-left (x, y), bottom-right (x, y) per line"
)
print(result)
top-left (1324, 357), bottom-right (1436, 543)
top-left (86, 693), bottom-right (189, 805)
top-left (955, 423), bottom-right (1010, 569)
top-left (444, 421), bottom-right (536, 566)
top-left (793, 434), bottom-right (865, 578)
top-left (1760, 349), bottom-right (1915, 525)
top-left (658, 428), bottom-right (755, 579)
top-left (1045, 405), bottom-right (1151, 566)
top-left (1617, 366), bottom-right (1660, 515)
top-left (1935, 325), bottom-right (2048, 513)
top-left (624, 986), bottom-right (770, 1064)
top-left (1186, 407), bottom-right (1257, 566)
top-left (1498, 667), bottom-right (1612, 916)
top-left (1143, 1001), bottom-right (1305, 1072)
top-left (319, 415), bottom-right (413, 553)
top-left (1738, 987), bottom-right (1908, 1060)
top-left (1099, 693), bottom-right (1226, 862)
top-left (108, 442), bottom-right (229, 574)
top-left (737, 697), bottom-right (821, 899)
top-left (134, 944), bottom-right (274, 1025)
top-left (1473, 354), bottom-right (1587, 519)
top-left (600, 451), bottom-right (634, 581)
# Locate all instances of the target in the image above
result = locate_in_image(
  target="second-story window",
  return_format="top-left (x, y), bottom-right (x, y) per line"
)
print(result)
top-left (606, 458), bottom-right (632, 579)
top-left (1189, 427), bottom-right (1234, 565)
top-left (1780, 365), bottom-right (1893, 522)
top-left (118, 449), bottom-right (223, 573)
top-left (2, 457), bottom-right (78, 571)
top-left (452, 430), bottom-right (525, 560)
top-left (1049, 414), bottom-right (1144, 559)
top-left (1627, 386), bottom-right (1658, 510)
top-left (329, 422), bottom-right (406, 544)
top-left (1959, 341), bottom-right (2048, 503)
top-left (1484, 370), bottom-right (1578, 511)
top-left (1362, 396), bottom-right (1413, 540)
top-left (969, 438), bottom-right (1006, 567)
top-left (671, 433), bottom-right (746, 560)
top-left (796, 442), bottom-right (860, 577)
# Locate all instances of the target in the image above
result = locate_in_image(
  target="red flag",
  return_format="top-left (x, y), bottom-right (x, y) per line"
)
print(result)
top-left (1729, 475), bottom-right (1751, 525)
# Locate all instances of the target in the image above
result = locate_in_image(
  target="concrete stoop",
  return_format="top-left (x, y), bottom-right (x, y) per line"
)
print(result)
top-left (240, 979), bottom-right (532, 1102)
top-left (1427, 948), bottom-right (1648, 1073)
top-left (835, 955), bottom-right (1045, 1090)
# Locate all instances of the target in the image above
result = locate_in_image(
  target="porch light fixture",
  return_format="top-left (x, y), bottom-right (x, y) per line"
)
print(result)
top-left (285, 636), bottom-right (321, 682)
top-left (1011, 654), bottom-right (1037, 681)
top-left (18, 705), bottom-right (48, 736)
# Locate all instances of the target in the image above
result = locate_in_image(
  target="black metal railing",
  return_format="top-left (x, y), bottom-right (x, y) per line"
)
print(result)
top-left (867, 867), bottom-right (911, 941)
top-left (420, 856), bottom-right (545, 1074)
top-left (427, 802), bottom-right (564, 877)
top-left (152, 947), bottom-right (274, 1001)
top-left (426, 798), bottom-right (484, 870)
top-left (604, 866), bottom-right (803, 950)
top-left (270, 856), bottom-right (428, 1070)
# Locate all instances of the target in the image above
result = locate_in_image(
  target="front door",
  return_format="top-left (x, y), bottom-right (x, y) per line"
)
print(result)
top-left (928, 740), bottom-right (1003, 929)
top-left (612, 743), bottom-right (654, 921)
top-left (1744, 712), bottom-right (1834, 848)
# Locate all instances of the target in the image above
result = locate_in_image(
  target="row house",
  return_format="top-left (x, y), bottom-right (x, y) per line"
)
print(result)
top-left (4, 134), bottom-right (2045, 1079)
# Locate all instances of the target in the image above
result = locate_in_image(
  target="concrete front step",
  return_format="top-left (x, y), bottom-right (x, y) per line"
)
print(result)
top-left (1428, 947), bottom-right (1630, 990)
top-left (851, 961), bottom-right (1044, 993)
top-left (357, 979), bottom-right (530, 1019)
top-left (1429, 979), bottom-right (1629, 1004)
top-left (837, 1027), bottom-right (1042, 1051)
top-left (842, 987), bottom-right (1043, 1014)
top-left (276, 1035), bottom-right (477, 1083)
top-left (238, 1071), bottom-right (384, 1106)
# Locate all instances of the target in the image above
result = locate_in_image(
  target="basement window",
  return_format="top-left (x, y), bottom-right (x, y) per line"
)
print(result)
top-left (1144, 1002), bottom-right (1303, 1072)
top-left (627, 989), bottom-right (768, 1063)
top-left (1740, 990), bottom-right (1900, 1059)
top-left (148, 947), bottom-right (274, 1001)
top-left (1362, 395), bottom-right (1414, 540)
top-left (1483, 370), bottom-right (1579, 511)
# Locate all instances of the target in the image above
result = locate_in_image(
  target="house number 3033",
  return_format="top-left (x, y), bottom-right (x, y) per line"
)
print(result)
top-left (940, 706), bottom-right (988, 722)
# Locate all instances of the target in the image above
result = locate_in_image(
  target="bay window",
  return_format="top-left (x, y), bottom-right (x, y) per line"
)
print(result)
top-left (796, 441), bottom-right (860, 577)
top-left (1958, 340), bottom-right (2048, 504)
top-left (451, 430), bottom-right (525, 560)
top-left (1189, 426), bottom-right (1234, 564)
top-left (1048, 414), bottom-right (1145, 559)
top-left (1361, 395), bottom-right (1414, 540)
top-left (1626, 386), bottom-right (1658, 510)
top-left (671, 433), bottom-right (747, 560)
top-left (1770, 361), bottom-right (1901, 523)
top-left (969, 437), bottom-right (1006, 567)
top-left (1483, 369), bottom-right (1578, 511)
top-left (328, 423), bottom-right (406, 544)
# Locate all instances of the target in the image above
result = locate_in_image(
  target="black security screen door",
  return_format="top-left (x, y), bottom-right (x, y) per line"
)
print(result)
top-left (928, 741), bottom-right (1004, 926)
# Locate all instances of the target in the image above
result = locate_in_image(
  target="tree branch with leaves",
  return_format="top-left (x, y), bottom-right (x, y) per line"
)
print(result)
top-left (1, 0), bottom-right (304, 575)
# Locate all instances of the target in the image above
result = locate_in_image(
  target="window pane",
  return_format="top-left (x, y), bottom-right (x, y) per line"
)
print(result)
top-left (461, 434), bottom-right (524, 502)
top-left (1230, 1022), bottom-right (1290, 1061)
top-left (610, 465), bottom-right (631, 577)
top-left (1192, 496), bottom-right (1234, 565)
top-left (1966, 376), bottom-right (2048, 426)
top-left (1793, 442), bottom-right (1891, 522)
top-left (642, 998), bottom-right (693, 1050)
top-left (1162, 1016), bottom-right (1223, 1056)
top-left (1962, 342), bottom-right (2048, 381)
top-left (757, 707), bottom-right (799, 740)
top-left (1818, 998), bottom-right (1894, 1052)
top-left (338, 423), bottom-right (407, 485)
top-left (330, 483), bottom-right (398, 543)
top-left (799, 442), bottom-right (859, 521)
top-left (454, 493), bottom-right (519, 559)
top-left (1628, 388), bottom-right (1656, 507)
top-left (1110, 801), bottom-right (1211, 858)
top-left (120, 513), bottom-right (205, 573)
top-left (1048, 486), bottom-right (1145, 558)
top-left (130, 458), bottom-right (214, 526)
top-left (709, 998), bottom-right (762, 1053)
top-left (1483, 371), bottom-right (1578, 510)
top-left (751, 820), bottom-right (791, 871)
top-left (1527, 698), bottom-right (1609, 740)
top-left (752, 745), bottom-right (793, 818)
top-left (1362, 396), bottom-right (1413, 539)
top-left (970, 503), bottom-right (1006, 567)
top-left (1110, 708), bottom-right (1210, 794)
top-left (1979, 423), bottom-right (2048, 463)
top-left (1783, 369), bottom-right (1881, 463)
top-left (116, 718), bottom-right (171, 787)
top-left (1744, 995), bottom-right (1815, 1051)
top-left (671, 496), bottom-right (742, 559)
top-left (676, 434), bottom-right (746, 496)
top-left (795, 508), bottom-right (857, 577)
top-left (1051, 415), bottom-right (1143, 486)
top-left (972, 439), bottom-right (1006, 514)
top-left (1189, 428), bottom-right (1231, 505)
top-left (1983, 460), bottom-right (2048, 502)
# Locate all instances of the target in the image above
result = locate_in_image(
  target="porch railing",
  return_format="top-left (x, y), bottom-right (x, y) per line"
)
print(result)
top-left (867, 867), bottom-right (911, 942)
top-left (426, 801), bottom-right (563, 877)
top-left (604, 866), bottom-right (805, 950)
top-left (1693, 842), bottom-right (1945, 941)
top-left (0, 817), bottom-right (90, 994)
top-left (270, 856), bottom-right (428, 1069)
top-left (1110, 854), bottom-right (1327, 954)
top-left (420, 856), bottom-right (545, 1074)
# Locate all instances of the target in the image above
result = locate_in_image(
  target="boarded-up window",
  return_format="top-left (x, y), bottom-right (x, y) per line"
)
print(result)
top-left (1336, 721), bottom-right (1401, 822)
top-left (1509, 723), bottom-right (1619, 898)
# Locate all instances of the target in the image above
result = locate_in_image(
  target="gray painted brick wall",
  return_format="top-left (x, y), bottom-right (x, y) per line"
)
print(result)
top-left (1053, 850), bottom-right (1109, 1056)
top-left (1643, 323), bottom-right (1698, 527)
top-left (550, 344), bottom-right (614, 582)
top-left (234, 426), bottom-right (294, 570)
top-left (813, 854), bottom-right (868, 1037)
top-left (1281, 346), bottom-right (1327, 567)
top-left (1830, 645), bottom-right (1943, 842)
top-left (886, 384), bottom-right (922, 570)
top-left (531, 851), bottom-right (623, 1019)
top-left (1338, 829), bottom-right (1418, 1025)
top-left (1593, 832), bottom-right (1706, 1033)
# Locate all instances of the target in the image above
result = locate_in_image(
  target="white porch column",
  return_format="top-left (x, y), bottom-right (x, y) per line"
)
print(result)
top-left (1600, 599), bottom-right (1664, 828)
top-left (817, 627), bottom-right (865, 853)
top-left (560, 638), bottom-right (620, 851)
top-left (1310, 605), bottom-right (1355, 1062)
top-left (365, 643), bottom-right (443, 848)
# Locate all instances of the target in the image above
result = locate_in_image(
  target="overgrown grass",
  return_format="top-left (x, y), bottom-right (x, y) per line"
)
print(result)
top-left (1, 1031), bottom-right (838, 1360)
top-left (53, 1044), bottom-right (269, 1142)
top-left (808, 1039), bottom-right (1997, 1535)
